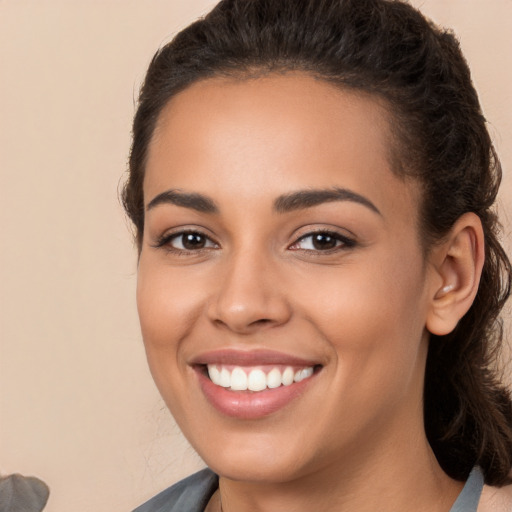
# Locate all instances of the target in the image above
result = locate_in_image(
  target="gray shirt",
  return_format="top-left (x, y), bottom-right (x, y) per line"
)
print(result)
top-left (133, 466), bottom-right (484, 512)
top-left (451, 467), bottom-right (484, 512)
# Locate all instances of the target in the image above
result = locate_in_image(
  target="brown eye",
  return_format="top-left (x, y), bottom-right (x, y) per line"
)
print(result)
top-left (311, 233), bottom-right (337, 250)
top-left (289, 230), bottom-right (356, 252)
top-left (181, 233), bottom-right (207, 250)
top-left (157, 230), bottom-right (218, 252)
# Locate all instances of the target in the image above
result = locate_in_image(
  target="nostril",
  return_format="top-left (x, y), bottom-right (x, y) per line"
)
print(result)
top-left (250, 318), bottom-right (272, 326)
top-left (213, 316), bottom-right (274, 332)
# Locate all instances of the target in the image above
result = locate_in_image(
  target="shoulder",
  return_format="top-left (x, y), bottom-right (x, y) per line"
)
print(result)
top-left (478, 483), bottom-right (512, 512)
top-left (132, 469), bottom-right (218, 512)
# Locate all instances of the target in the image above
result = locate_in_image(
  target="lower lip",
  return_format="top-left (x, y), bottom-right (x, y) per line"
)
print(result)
top-left (195, 368), bottom-right (317, 420)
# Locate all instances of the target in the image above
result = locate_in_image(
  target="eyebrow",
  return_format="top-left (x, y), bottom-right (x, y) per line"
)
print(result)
top-left (146, 187), bottom-right (381, 216)
top-left (273, 187), bottom-right (381, 215)
top-left (146, 189), bottom-right (219, 214)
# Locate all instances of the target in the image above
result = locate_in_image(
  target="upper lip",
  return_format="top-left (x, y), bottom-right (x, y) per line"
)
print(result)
top-left (189, 349), bottom-right (321, 367)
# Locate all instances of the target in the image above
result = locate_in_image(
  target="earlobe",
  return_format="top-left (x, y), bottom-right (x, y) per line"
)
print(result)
top-left (426, 212), bottom-right (485, 336)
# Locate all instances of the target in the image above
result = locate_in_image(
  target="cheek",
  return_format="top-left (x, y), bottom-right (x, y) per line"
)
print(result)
top-left (136, 259), bottom-right (205, 350)
top-left (292, 248), bottom-right (429, 392)
top-left (136, 261), bottom-right (207, 419)
top-left (136, 258), bottom-right (208, 403)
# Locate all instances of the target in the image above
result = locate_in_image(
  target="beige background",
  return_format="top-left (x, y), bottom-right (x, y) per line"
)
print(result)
top-left (0, 1), bottom-right (510, 511)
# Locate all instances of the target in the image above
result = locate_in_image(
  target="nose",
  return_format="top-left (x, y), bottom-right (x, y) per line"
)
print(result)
top-left (207, 248), bottom-right (292, 334)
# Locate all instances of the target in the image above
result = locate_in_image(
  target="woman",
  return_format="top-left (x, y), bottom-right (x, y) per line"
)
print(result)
top-left (124, 0), bottom-right (512, 510)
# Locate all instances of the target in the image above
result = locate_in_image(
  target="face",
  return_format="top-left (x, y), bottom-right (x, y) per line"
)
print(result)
top-left (137, 74), bottom-right (436, 483)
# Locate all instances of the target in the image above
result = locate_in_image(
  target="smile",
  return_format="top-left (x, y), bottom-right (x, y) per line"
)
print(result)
top-left (192, 350), bottom-right (322, 419)
top-left (207, 364), bottom-right (315, 392)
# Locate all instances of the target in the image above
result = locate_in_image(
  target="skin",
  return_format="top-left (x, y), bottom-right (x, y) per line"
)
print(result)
top-left (137, 73), bottom-right (482, 511)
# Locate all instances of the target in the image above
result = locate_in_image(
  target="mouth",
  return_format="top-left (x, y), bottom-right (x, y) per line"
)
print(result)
top-left (204, 364), bottom-right (316, 392)
top-left (191, 350), bottom-right (323, 419)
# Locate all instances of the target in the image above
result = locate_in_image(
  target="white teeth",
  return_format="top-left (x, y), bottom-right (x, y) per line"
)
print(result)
top-left (206, 364), bottom-right (315, 392)
top-left (303, 367), bottom-right (314, 379)
top-left (267, 368), bottom-right (282, 389)
top-left (230, 367), bottom-right (248, 390)
top-left (219, 368), bottom-right (231, 387)
top-left (208, 365), bottom-right (221, 384)
top-left (247, 369), bottom-right (267, 391)
top-left (281, 367), bottom-right (294, 386)
top-left (294, 367), bottom-right (314, 382)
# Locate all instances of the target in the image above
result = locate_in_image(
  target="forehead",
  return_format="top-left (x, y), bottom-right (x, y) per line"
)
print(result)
top-left (145, 73), bottom-right (418, 220)
top-left (150, 72), bottom-right (395, 166)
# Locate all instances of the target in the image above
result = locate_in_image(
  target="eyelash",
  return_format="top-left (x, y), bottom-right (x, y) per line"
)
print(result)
top-left (153, 228), bottom-right (356, 255)
top-left (289, 229), bottom-right (356, 253)
top-left (153, 229), bottom-right (218, 255)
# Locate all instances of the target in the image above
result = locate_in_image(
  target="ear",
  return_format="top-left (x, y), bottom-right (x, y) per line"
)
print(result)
top-left (426, 212), bottom-right (485, 336)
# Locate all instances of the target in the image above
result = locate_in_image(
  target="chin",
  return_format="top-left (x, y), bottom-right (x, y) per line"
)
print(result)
top-left (191, 427), bottom-right (326, 484)
top-left (206, 454), bottom-right (308, 484)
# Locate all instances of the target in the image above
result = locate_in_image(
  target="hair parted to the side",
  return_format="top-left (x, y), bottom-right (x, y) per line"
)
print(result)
top-left (123, 0), bottom-right (512, 485)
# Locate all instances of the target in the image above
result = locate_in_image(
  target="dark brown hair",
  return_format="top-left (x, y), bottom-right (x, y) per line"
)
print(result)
top-left (123, 0), bottom-right (512, 485)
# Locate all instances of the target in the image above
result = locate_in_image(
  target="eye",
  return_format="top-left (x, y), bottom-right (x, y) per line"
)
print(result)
top-left (155, 230), bottom-right (218, 252)
top-left (289, 230), bottom-right (355, 252)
